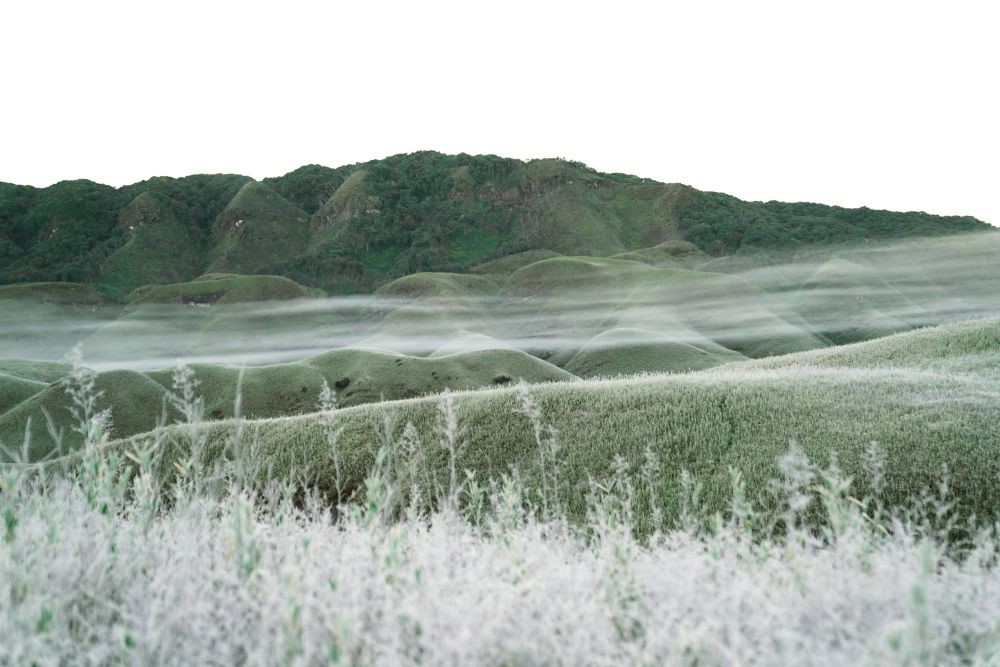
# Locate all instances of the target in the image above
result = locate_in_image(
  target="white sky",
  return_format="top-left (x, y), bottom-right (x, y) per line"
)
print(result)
top-left (1, 0), bottom-right (997, 225)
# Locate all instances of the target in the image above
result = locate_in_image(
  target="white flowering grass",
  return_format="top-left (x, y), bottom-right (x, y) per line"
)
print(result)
top-left (3, 448), bottom-right (1000, 666)
top-left (4, 383), bottom-right (1000, 666)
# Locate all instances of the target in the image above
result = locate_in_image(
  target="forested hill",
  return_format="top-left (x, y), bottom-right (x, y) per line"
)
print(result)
top-left (0, 151), bottom-right (990, 296)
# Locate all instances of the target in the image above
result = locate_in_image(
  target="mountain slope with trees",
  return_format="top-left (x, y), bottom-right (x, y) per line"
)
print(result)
top-left (0, 152), bottom-right (990, 296)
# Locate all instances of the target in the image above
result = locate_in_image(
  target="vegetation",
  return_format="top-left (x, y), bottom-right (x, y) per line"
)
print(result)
top-left (564, 328), bottom-right (745, 377)
top-left (1, 318), bottom-right (998, 663)
top-left (0, 281), bottom-right (105, 305)
top-left (126, 274), bottom-right (314, 307)
top-left (0, 347), bottom-right (573, 458)
top-left (2, 152), bottom-right (991, 294)
top-left (4, 431), bottom-right (998, 663)
top-left (7, 318), bottom-right (993, 522)
top-left (677, 191), bottom-right (988, 255)
top-left (0, 213), bottom-right (995, 662)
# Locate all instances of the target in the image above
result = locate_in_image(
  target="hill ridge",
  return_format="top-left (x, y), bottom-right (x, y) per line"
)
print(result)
top-left (1, 151), bottom-right (992, 294)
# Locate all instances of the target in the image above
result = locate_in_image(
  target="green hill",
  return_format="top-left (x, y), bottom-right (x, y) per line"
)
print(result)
top-left (2, 152), bottom-right (990, 295)
top-left (207, 181), bottom-right (312, 275)
top-left (564, 328), bottom-right (745, 378)
top-left (99, 192), bottom-right (205, 295)
top-left (727, 316), bottom-right (1000, 381)
top-left (0, 347), bottom-right (574, 460)
top-left (793, 258), bottom-right (925, 344)
top-left (126, 274), bottom-right (313, 307)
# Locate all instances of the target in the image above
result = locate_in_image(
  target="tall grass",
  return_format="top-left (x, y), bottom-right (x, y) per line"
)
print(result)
top-left (2, 369), bottom-right (999, 665)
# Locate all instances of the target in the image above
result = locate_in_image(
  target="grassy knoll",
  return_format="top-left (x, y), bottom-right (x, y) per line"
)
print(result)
top-left (0, 373), bottom-right (47, 415)
top-left (564, 328), bottom-right (745, 378)
top-left (126, 274), bottom-right (314, 307)
top-left (471, 249), bottom-right (562, 275)
top-left (729, 315), bottom-right (1000, 381)
top-left (611, 239), bottom-right (707, 267)
top-left (0, 348), bottom-right (573, 459)
top-left (373, 272), bottom-right (499, 300)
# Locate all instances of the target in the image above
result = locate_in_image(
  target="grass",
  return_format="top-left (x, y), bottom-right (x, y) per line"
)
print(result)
top-left (126, 274), bottom-right (314, 307)
top-left (30, 317), bottom-right (987, 529)
top-left (471, 249), bottom-right (562, 275)
top-left (374, 272), bottom-right (499, 300)
top-left (0, 373), bottom-right (47, 415)
top-left (499, 256), bottom-right (826, 361)
top-left (0, 282), bottom-right (105, 305)
top-left (1, 347), bottom-right (999, 663)
top-left (207, 181), bottom-right (312, 275)
top-left (564, 327), bottom-right (745, 378)
top-left (309, 168), bottom-right (372, 245)
top-left (794, 257), bottom-right (926, 344)
top-left (729, 315), bottom-right (1000, 383)
top-left (612, 239), bottom-right (707, 267)
top-left (0, 348), bottom-right (574, 460)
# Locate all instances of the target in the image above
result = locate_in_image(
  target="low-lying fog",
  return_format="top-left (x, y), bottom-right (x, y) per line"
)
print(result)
top-left (2, 232), bottom-right (997, 370)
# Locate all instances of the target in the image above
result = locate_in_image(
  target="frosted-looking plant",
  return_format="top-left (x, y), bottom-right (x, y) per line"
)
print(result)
top-left (318, 379), bottom-right (346, 505)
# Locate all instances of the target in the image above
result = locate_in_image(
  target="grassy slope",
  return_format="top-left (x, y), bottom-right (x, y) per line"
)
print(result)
top-left (207, 181), bottom-right (312, 275)
top-left (90, 317), bottom-right (1000, 526)
top-left (728, 316), bottom-right (1000, 381)
top-left (99, 192), bottom-right (205, 295)
top-left (0, 373), bottom-right (47, 416)
top-left (564, 328), bottom-right (745, 378)
top-left (612, 239), bottom-right (707, 267)
top-left (793, 257), bottom-right (926, 344)
top-left (127, 274), bottom-right (312, 306)
top-left (0, 348), bottom-right (574, 459)
top-left (373, 272), bottom-right (499, 300)
top-left (471, 249), bottom-right (562, 275)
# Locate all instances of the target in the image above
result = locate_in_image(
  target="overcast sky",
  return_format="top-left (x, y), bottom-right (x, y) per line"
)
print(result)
top-left (1, 0), bottom-right (997, 225)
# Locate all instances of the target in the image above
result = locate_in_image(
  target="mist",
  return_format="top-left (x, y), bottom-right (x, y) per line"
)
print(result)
top-left (1, 232), bottom-right (997, 371)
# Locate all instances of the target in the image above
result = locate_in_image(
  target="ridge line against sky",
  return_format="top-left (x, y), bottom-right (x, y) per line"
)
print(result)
top-left (1, 0), bottom-right (996, 226)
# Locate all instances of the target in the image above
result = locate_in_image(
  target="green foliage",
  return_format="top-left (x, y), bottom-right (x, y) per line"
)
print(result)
top-left (564, 328), bottom-right (744, 378)
top-left (207, 181), bottom-right (312, 275)
top-left (126, 274), bottom-right (313, 307)
top-left (1, 152), bottom-right (992, 292)
top-left (0, 281), bottom-right (104, 305)
top-left (263, 164), bottom-right (356, 214)
top-left (471, 249), bottom-right (562, 275)
top-left (118, 174), bottom-right (251, 235)
top-left (2, 181), bottom-right (125, 283)
top-left (678, 190), bottom-right (988, 255)
top-left (99, 193), bottom-right (205, 296)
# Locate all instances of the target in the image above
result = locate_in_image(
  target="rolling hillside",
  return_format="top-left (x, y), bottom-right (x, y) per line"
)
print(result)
top-left (0, 347), bottom-right (573, 458)
top-left (18, 317), bottom-right (997, 526)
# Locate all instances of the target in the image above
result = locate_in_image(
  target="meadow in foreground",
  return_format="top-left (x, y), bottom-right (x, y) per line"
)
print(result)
top-left (2, 362), bottom-right (999, 666)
